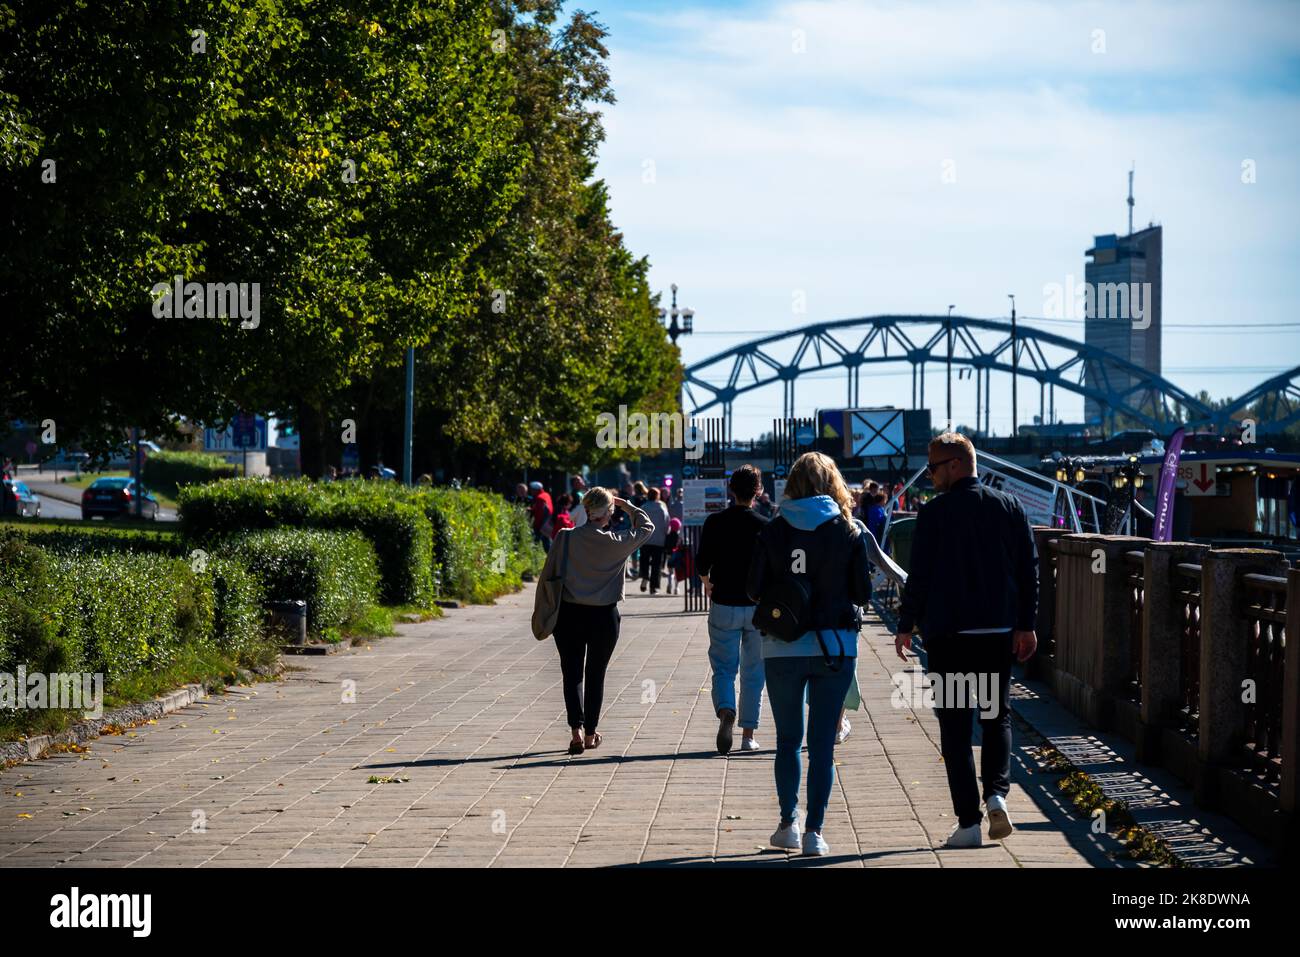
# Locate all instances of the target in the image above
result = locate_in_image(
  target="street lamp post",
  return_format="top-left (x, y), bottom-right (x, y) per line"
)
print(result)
top-left (1054, 457), bottom-right (1087, 487)
top-left (402, 345), bottom-right (414, 486)
top-left (659, 283), bottom-right (695, 425)
top-left (1052, 454), bottom-right (1088, 529)
top-left (1111, 454), bottom-right (1145, 533)
top-left (1008, 294), bottom-right (1017, 442)
top-left (946, 305), bottom-right (955, 431)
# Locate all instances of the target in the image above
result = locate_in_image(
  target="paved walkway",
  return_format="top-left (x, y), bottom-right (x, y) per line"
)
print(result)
top-left (2, 586), bottom-right (1121, 867)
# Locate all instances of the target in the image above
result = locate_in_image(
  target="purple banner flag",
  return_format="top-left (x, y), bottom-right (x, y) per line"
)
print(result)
top-left (1153, 427), bottom-right (1186, 542)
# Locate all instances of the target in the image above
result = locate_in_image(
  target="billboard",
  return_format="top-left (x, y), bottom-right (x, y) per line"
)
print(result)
top-left (681, 478), bottom-right (729, 526)
top-left (818, 407), bottom-right (914, 461)
top-left (978, 469), bottom-right (1057, 525)
top-left (204, 416), bottom-right (267, 453)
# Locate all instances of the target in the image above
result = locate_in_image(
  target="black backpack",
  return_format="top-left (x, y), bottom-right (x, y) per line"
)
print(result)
top-left (752, 519), bottom-right (849, 671)
top-left (753, 573), bottom-right (811, 643)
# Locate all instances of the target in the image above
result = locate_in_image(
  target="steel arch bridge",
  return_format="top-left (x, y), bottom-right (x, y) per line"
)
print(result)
top-left (1216, 365), bottom-right (1300, 433)
top-left (683, 315), bottom-right (1219, 433)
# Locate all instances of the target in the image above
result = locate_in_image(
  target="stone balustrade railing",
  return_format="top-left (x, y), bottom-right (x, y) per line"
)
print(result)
top-left (1033, 529), bottom-right (1297, 847)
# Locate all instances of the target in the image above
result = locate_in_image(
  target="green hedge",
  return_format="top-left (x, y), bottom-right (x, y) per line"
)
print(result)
top-left (226, 528), bottom-right (379, 637)
top-left (0, 531), bottom-right (216, 683)
top-left (410, 488), bottom-right (543, 602)
top-left (2, 520), bottom-right (185, 558)
top-left (0, 533), bottom-right (74, 677)
top-left (0, 530), bottom-right (271, 694)
top-left (314, 483), bottom-right (545, 601)
top-left (206, 555), bottom-right (266, 658)
top-left (176, 478), bottom-right (542, 607)
top-left (177, 479), bottom-right (434, 605)
top-left (141, 450), bottom-right (239, 498)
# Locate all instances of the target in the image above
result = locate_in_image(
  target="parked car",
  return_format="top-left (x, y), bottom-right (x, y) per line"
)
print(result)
top-left (42, 449), bottom-right (90, 471)
top-left (1, 478), bottom-right (42, 517)
top-left (81, 477), bottom-right (160, 520)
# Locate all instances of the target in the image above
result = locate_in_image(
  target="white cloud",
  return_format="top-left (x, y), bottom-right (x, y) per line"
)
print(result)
top-left (595, 0), bottom-right (1300, 435)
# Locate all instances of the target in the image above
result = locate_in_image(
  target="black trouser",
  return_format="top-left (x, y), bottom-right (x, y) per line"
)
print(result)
top-left (638, 544), bottom-right (664, 591)
top-left (924, 631), bottom-right (1014, 828)
top-left (554, 600), bottom-right (621, 734)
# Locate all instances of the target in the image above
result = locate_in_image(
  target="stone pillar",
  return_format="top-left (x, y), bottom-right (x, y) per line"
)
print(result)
top-left (1050, 534), bottom-right (1095, 709)
top-left (1141, 542), bottom-right (1209, 731)
top-left (1281, 567), bottom-right (1300, 814)
top-left (1050, 532), bottom-right (1134, 728)
top-left (1093, 535), bottom-right (1149, 708)
top-left (1197, 548), bottom-right (1289, 805)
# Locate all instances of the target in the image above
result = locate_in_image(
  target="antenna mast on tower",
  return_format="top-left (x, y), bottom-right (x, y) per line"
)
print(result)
top-left (1127, 163), bottom-right (1135, 235)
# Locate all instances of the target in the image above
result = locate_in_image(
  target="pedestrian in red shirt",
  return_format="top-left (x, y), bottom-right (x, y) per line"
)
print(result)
top-left (528, 481), bottom-right (554, 552)
top-left (552, 494), bottom-right (576, 538)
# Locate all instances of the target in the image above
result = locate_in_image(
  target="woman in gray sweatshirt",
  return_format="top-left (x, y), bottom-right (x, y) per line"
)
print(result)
top-left (539, 487), bottom-right (654, 755)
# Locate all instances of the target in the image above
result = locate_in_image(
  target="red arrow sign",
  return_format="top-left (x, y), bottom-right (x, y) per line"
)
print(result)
top-left (1192, 463), bottom-right (1215, 493)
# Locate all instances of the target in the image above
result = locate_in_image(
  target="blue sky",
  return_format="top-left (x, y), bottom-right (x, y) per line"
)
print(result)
top-left (587, 0), bottom-right (1300, 438)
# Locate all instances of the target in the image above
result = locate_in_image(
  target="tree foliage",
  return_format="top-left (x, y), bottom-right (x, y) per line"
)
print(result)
top-left (0, 0), bottom-right (679, 477)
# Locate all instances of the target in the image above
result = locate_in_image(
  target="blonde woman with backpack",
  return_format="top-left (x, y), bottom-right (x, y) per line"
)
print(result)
top-left (747, 452), bottom-right (874, 857)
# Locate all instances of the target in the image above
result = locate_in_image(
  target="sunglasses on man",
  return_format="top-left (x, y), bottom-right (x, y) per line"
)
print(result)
top-left (925, 456), bottom-right (960, 474)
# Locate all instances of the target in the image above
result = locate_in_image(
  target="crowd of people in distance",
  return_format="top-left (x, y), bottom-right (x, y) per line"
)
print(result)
top-left (515, 475), bottom-right (690, 595)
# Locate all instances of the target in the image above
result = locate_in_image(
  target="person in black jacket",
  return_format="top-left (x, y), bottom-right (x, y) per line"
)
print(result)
top-left (895, 432), bottom-right (1038, 849)
top-left (747, 452), bottom-right (873, 857)
top-left (696, 465), bottom-right (769, 755)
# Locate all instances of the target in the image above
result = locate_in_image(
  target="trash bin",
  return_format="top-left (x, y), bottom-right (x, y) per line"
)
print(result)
top-left (267, 600), bottom-right (308, 645)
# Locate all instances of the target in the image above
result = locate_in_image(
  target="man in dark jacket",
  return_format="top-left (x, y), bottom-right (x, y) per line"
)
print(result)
top-left (697, 465), bottom-right (769, 754)
top-left (895, 432), bottom-right (1038, 849)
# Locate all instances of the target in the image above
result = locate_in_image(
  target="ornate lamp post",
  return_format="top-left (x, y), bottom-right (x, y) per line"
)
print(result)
top-left (1110, 454), bottom-right (1145, 532)
top-left (658, 283), bottom-right (694, 346)
top-left (659, 284), bottom-right (695, 421)
top-left (1054, 457), bottom-right (1087, 487)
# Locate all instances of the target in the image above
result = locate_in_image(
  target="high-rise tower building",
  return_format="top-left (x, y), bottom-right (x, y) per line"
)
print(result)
top-left (1083, 173), bottom-right (1162, 425)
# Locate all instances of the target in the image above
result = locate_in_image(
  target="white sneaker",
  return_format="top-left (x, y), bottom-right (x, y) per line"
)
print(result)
top-left (740, 736), bottom-right (761, 752)
top-left (944, 822), bottom-right (983, 848)
top-left (802, 831), bottom-right (830, 856)
top-left (986, 794), bottom-right (1013, 840)
top-left (770, 819), bottom-right (802, 850)
top-left (836, 718), bottom-right (852, 744)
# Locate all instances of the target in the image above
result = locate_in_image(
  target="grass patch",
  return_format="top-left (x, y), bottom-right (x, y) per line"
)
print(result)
top-left (340, 604), bottom-right (398, 640)
top-left (0, 643), bottom-right (278, 744)
top-left (336, 603), bottom-right (442, 642)
top-left (387, 604), bottom-right (442, 624)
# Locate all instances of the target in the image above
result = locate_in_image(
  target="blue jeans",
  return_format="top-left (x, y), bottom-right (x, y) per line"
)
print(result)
top-left (707, 603), bottom-right (765, 730)
top-left (765, 655), bottom-right (854, 832)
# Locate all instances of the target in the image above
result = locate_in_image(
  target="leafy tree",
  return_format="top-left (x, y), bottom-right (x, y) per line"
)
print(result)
top-left (0, 1), bottom-right (681, 481)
